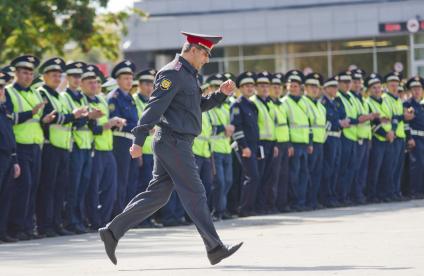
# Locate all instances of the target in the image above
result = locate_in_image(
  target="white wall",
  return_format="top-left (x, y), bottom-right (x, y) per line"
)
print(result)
top-left (125, 0), bottom-right (424, 51)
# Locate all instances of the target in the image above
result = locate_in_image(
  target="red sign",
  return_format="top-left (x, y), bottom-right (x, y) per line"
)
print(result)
top-left (379, 20), bottom-right (424, 33)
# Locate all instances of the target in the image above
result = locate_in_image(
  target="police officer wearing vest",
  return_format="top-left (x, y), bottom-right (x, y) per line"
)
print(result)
top-left (133, 69), bottom-right (157, 194)
top-left (281, 70), bottom-right (311, 211)
top-left (207, 73), bottom-right (234, 220)
top-left (269, 73), bottom-right (291, 212)
top-left (335, 71), bottom-right (360, 205)
top-left (301, 73), bottom-right (326, 210)
top-left (132, 69), bottom-right (164, 228)
top-left (0, 71), bottom-right (21, 243)
top-left (320, 76), bottom-right (347, 207)
top-left (100, 32), bottom-right (242, 266)
top-left (365, 73), bottom-right (395, 202)
top-left (62, 61), bottom-right (102, 234)
top-left (384, 72), bottom-right (414, 201)
top-left (4, 55), bottom-right (46, 240)
top-left (37, 57), bottom-right (87, 237)
top-left (231, 71), bottom-right (260, 217)
top-left (350, 68), bottom-right (374, 204)
top-left (108, 60), bottom-right (140, 216)
top-left (83, 64), bottom-right (122, 230)
top-left (192, 81), bottom-right (214, 205)
top-left (222, 72), bottom-right (241, 215)
top-left (403, 76), bottom-right (424, 199)
top-left (251, 71), bottom-right (279, 214)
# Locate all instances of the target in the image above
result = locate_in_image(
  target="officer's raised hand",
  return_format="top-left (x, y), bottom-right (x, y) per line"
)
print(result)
top-left (42, 110), bottom-right (56, 124)
top-left (129, 144), bottom-right (142, 159)
top-left (224, 124), bottom-right (235, 137)
top-left (32, 102), bottom-right (45, 115)
top-left (87, 108), bottom-right (104, 120)
top-left (386, 130), bottom-right (395, 143)
top-left (73, 107), bottom-right (87, 119)
top-left (219, 80), bottom-right (236, 96)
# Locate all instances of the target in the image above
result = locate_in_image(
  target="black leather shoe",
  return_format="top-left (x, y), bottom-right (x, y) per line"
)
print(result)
top-left (14, 232), bottom-right (30, 241)
top-left (162, 219), bottom-right (180, 227)
top-left (29, 232), bottom-right (46, 239)
top-left (99, 227), bottom-right (118, 265)
top-left (177, 218), bottom-right (191, 226)
top-left (56, 227), bottom-right (74, 236)
top-left (67, 226), bottom-right (85, 235)
top-left (208, 242), bottom-right (243, 265)
top-left (43, 229), bottom-right (58, 238)
top-left (222, 212), bottom-right (234, 220)
top-left (139, 219), bottom-right (164, 228)
top-left (0, 235), bottom-right (18, 243)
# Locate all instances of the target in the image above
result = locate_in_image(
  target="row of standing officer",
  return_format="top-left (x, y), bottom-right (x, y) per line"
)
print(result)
top-left (0, 54), bottom-right (168, 242)
top-left (229, 69), bottom-right (424, 217)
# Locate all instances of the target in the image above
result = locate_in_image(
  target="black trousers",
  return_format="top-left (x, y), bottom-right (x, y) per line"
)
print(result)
top-left (107, 130), bottom-right (223, 251)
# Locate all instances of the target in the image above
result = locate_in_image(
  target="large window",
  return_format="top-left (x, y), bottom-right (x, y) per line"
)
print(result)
top-left (205, 35), bottom-right (410, 78)
top-left (244, 58), bottom-right (275, 72)
top-left (290, 56), bottom-right (328, 76)
top-left (287, 41), bottom-right (328, 54)
top-left (332, 53), bottom-right (374, 75)
top-left (377, 50), bottom-right (408, 76)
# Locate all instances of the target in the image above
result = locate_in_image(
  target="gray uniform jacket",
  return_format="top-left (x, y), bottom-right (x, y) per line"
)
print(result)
top-left (132, 54), bottom-right (227, 146)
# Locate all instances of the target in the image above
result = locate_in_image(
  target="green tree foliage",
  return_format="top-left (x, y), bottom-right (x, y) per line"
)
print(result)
top-left (0, 0), bottom-right (147, 62)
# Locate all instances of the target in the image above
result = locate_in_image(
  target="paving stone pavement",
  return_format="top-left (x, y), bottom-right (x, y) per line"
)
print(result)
top-left (1, 199), bottom-right (423, 276)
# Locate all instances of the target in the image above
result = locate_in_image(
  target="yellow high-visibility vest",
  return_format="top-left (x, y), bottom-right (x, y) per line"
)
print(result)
top-left (6, 85), bottom-right (44, 144)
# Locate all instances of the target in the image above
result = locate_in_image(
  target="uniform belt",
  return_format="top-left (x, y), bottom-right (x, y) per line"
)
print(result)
top-left (113, 131), bottom-right (134, 140)
top-left (411, 129), bottom-right (424, 137)
top-left (157, 127), bottom-right (195, 143)
top-left (327, 131), bottom-right (341, 138)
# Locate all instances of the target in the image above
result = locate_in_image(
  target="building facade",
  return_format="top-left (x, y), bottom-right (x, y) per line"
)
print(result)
top-left (124, 0), bottom-right (424, 77)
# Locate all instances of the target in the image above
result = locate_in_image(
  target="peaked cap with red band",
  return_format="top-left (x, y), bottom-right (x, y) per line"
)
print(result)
top-left (181, 31), bottom-right (223, 55)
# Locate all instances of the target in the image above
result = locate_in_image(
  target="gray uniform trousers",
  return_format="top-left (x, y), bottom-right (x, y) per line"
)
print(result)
top-left (107, 130), bottom-right (223, 251)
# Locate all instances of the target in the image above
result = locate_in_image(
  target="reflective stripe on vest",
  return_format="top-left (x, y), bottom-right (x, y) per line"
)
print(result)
top-left (40, 87), bottom-right (73, 150)
top-left (270, 100), bottom-right (289, 143)
top-left (384, 93), bottom-right (406, 139)
top-left (192, 112), bottom-right (212, 158)
top-left (208, 106), bottom-right (232, 154)
top-left (338, 92), bottom-right (358, 141)
top-left (301, 96), bottom-right (326, 144)
top-left (6, 85), bottom-right (44, 144)
top-left (90, 96), bottom-right (114, 151)
top-left (349, 92), bottom-right (372, 140)
top-left (62, 91), bottom-right (93, 149)
top-left (133, 94), bottom-right (153, 154)
top-left (282, 96), bottom-right (310, 144)
top-left (367, 97), bottom-right (392, 142)
top-left (251, 95), bottom-right (275, 141)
